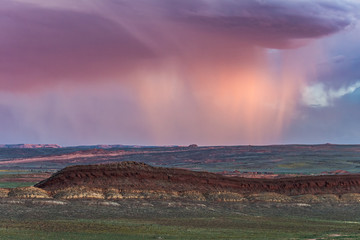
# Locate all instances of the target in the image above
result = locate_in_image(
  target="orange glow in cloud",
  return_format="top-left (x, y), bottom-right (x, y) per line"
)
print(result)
top-left (129, 44), bottom-right (308, 145)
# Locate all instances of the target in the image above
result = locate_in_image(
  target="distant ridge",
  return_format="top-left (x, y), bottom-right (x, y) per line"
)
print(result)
top-left (0, 144), bottom-right (157, 149)
top-left (0, 144), bottom-right (61, 149)
top-left (1, 143), bottom-right (359, 149)
top-left (0, 144), bottom-right (181, 149)
top-left (75, 144), bottom-right (161, 149)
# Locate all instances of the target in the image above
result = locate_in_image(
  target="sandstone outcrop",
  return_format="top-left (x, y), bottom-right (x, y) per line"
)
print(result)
top-left (8, 186), bottom-right (50, 198)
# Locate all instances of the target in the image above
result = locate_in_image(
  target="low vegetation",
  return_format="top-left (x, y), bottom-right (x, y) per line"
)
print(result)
top-left (1, 199), bottom-right (360, 240)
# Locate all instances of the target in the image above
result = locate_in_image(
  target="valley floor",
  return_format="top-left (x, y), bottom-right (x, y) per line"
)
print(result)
top-left (1, 199), bottom-right (360, 239)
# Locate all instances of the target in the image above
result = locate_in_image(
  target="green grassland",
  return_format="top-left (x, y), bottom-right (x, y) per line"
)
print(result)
top-left (1, 199), bottom-right (360, 239)
top-left (1, 215), bottom-right (360, 239)
top-left (0, 182), bottom-right (36, 188)
top-left (0, 171), bottom-right (42, 188)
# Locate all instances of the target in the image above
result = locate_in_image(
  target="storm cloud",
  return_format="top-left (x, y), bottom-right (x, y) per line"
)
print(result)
top-left (1, 0), bottom-right (360, 145)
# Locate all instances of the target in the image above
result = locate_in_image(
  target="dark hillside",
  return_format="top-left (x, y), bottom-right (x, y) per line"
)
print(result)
top-left (35, 161), bottom-right (360, 196)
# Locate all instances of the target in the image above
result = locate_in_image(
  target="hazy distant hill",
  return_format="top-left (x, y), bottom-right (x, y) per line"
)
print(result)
top-left (0, 144), bottom-right (61, 149)
top-left (0, 144), bottom-right (161, 149)
top-left (1, 144), bottom-right (360, 176)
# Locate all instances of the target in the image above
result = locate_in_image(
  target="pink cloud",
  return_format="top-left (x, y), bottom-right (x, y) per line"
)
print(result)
top-left (1, 0), bottom-right (359, 145)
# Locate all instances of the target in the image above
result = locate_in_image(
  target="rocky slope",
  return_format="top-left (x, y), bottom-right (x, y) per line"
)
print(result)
top-left (35, 161), bottom-right (360, 196)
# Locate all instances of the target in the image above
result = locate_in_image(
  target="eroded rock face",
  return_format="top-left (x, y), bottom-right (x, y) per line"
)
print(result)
top-left (0, 188), bottom-right (10, 198)
top-left (7, 187), bottom-right (50, 199)
top-left (35, 161), bottom-right (360, 196)
top-left (340, 193), bottom-right (360, 203)
top-left (53, 186), bottom-right (104, 199)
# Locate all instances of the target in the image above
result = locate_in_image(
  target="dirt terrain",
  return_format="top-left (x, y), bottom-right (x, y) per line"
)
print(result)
top-left (35, 161), bottom-right (360, 196)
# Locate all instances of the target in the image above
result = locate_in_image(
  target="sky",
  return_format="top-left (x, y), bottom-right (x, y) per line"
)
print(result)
top-left (1, 0), bottom-right (360, 146)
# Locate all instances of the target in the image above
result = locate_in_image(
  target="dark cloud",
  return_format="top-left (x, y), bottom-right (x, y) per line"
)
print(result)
top-left (317, 57), bottom-right (360, 88)
top-left (168, 0), bottom-right (358, 48)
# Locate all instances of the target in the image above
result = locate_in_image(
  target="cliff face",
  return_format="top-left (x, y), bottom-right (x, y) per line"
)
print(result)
top-left (35, 161), bottom-right (360, 196)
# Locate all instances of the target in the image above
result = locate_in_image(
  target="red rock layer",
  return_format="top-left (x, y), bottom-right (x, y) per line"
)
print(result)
top-left (35, 161), bottom-right (360, 195)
